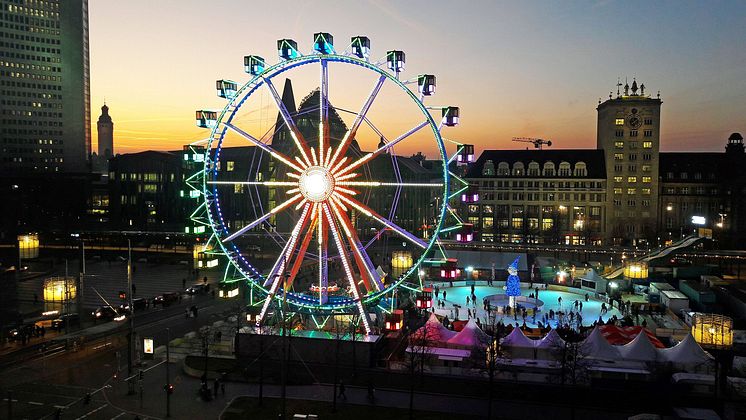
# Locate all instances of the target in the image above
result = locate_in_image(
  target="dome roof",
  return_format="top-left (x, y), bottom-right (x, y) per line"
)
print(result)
top-left (728, 132), bottom-right (743, 141)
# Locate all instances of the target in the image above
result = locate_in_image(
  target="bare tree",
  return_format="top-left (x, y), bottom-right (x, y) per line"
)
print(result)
top-left (403, 316), bottom-right (437, 420)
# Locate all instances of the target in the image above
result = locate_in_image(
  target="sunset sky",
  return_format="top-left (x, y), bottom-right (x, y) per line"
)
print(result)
top-left (89, 1), bottom-right (746, 156)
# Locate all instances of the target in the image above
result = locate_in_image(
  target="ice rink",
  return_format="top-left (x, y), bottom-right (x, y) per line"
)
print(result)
top-left (430, 284), bottom-right (622, 328)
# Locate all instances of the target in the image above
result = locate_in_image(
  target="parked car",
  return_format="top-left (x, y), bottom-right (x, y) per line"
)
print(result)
top-left (185, 284), bottom-right (207, 295)
top-left (7, 323), bottom-right (35, 341)
top-left (153, 292), bottom-right (180, 306)
top-left (91, 306), bottom-right (119, 320)
top-left (52, 313), bottom-right (80, 331)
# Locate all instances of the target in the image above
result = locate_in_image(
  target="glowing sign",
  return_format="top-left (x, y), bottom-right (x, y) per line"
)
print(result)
top-left (691, 216), bottom-right (706, 225)
top-left (143, 338), bottom-right (154, 354)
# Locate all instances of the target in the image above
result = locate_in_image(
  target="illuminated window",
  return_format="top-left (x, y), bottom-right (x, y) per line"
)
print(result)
top-left (483, 218), bottom-right (494, 228)
top-left (615, 118), bottom-right (624, 126)
top-left (541, 218), bottom-right (553, 231)
top-left (614, 153), bottom-right (624, 161)
top-left (468, 205), bottom-right (479, 214)
top-left (614, 176), bottom-right (623, 183)
top-left (627, 188), bottom-right (636, 195)
top-left (627, 176), bottom-right (637, 183)
top-left (614, 141), bottom-right (624, 149)
top-left (643, 141), bottom-right (652, 148)
top-left (642, 188), bottom-right (651, 195)
top-left (614, 187), bottom-right (623, 194)
top-left (511, 217), bottom-right (523, 230)
top-left (642, 176), bottom-right (651, 183)
top-left (226, 161), bottom-right (235, 171)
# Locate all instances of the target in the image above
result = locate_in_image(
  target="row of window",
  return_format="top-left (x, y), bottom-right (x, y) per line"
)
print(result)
top-left (612, 199), bottom-right (652, 207)
top-left (478, 180), bottom-right (604, 189)
top-left (0, 30), bottom-right (60, 45)
top-left (482, 160), bottom-right (589, 177)
top-left (467, 204), bottom-right (601, 216)
top-left (613, 164), bottom-right (651, 172)
top-left (613, 153), bottom-right (653, 161)
top-left (615, 118), bottom-right (653, 126)
top-left (1, 80), bottom-right (63, 90)
top-left (465, 217), bottom-right (602, 232)
top-left (0, 50), bottom-right (62, 64)
top-left (2, 137), bottom-right (61, 144)
top-left (614, 141), bottom-right (654, 149)
top-left (0, 41), bottom-right (60, 54)
top-left (665, 171), bottom-right (716, 180)
top-left (614, 130), bottom-right (654, 138)
top-left (480, 192), bottom-right (605, 202)
top-left (614, 176), bottom-right (652, 183)
top-left (1, 69), bottom-right (60, 82)
top-left (663, 186), bottom-right (718, 195)
top-left (613, 187), bottom-right (652, 195)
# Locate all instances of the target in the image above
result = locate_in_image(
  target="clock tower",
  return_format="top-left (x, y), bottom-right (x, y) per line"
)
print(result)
top-left (597, 79), bottom-right (662, 246)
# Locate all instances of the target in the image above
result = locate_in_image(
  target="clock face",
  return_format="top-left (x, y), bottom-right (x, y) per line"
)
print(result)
top-left (628, 115), bottom-right (642, 129)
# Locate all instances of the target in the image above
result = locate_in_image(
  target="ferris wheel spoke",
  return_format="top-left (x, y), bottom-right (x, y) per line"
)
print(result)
top-left (221, 194), bottom-right (303, 243)
top-left (317, 205), bottom-right (329, 305)
top-left (327, 74), bottom-right (386, 167)
top-left (208, 181), bottom-right (297, 187)
top-left (328, 200), bottom-right (383, 292)
top-left (322, 203), bottom-right (372, 334)
top-left (285, 216), bottom-right (318, 291)
top-left (319, 58), bottom-right (329, 165)
top-left (335, 181), bottom-right (444, 188)
top-left (334, 192), bottom-right (428, 249)
top-left (223, 122), bottom-right (305, 172)
top-left (263, 77), bottom-right (313, 166)
top-left (257, 203), bottom-right (312, 326)
top-left (335, 120), bottom-right (429, 177)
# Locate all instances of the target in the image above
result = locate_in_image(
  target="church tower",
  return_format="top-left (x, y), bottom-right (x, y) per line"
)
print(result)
top-left (597, 79), bottom-right (662, 246)
top-left (95, 103), bottom-right (114, 173)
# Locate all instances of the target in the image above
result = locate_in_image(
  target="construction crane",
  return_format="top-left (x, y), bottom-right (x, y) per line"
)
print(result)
top-left (512, 137), bottom-right (553, 150)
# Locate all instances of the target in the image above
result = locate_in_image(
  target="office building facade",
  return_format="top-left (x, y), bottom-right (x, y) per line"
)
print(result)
top-left (0, 0), bottom-right (91, 173)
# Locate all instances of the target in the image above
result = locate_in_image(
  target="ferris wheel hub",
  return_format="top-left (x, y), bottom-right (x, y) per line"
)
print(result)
top-left (298, 165), bottom-right (335, 203)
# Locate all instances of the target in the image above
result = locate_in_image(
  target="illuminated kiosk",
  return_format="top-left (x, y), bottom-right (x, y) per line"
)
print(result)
top-left (43, 276), bottom-right (77, 313)
top-left (185, 32), bottom-right (469, 346)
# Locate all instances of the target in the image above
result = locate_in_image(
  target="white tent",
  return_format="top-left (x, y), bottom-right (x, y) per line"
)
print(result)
top-left (447, 318), bottom-right (489, 347)
top-left (413, 313), bottom-right (456, 343)
top-left (536, 329), bottom-right (566, 350)
top-left (619, 331), bottom-right (658, 362)
top-left (501, 327), bottom-right (536, 359)
top-left (659, 334), bottom-right (713, 365)
top-left (501, 327), bottom-right (536, 347)
top-left (580, 326), bottom-right (621, 360)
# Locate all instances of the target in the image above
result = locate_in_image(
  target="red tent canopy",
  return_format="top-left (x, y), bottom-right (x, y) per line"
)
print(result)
top-left (598, 325), bottom-right (665, 348)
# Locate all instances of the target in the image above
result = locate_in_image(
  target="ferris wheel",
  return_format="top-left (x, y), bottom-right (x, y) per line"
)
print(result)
top-left (189, 33), bottom-right (461, 334)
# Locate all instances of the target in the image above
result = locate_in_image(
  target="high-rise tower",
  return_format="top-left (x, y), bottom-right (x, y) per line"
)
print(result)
top-left (597, 79), bottom-right (661, 245)
top-left (97, 103), bottom-right (113, 158)
top-left (0, 0), bottom-right (91, 173)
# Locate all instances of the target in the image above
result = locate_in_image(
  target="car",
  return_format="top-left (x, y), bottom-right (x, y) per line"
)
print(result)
top-left (153, 292), bottom-right (180, 306)
top-left (52, 313), bottom-right (80, 331)
top-left (185, 284), bottom-right (207, 295)
top-left (119, 298), bottom-right (147, 313)
top-left (91, 306), bottom-right (119, 320)
top-left (7, 323), bottom-right (35, 341)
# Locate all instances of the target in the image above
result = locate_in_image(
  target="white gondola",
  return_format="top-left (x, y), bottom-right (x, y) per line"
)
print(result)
top-left (244, 55), bottom-right (265, 76)
top-left (417, 74), bottom-right (436, 96)
top-left (442, 106), bottom-right (459, 127)
top-left (386, 50), bottom-right (405, 72)
top-left (195, 110), bottom-right (217, 129)
top-left (216, 80), bottom-right (238, 99)
top-left (277, 39), bottom-right (300, 60)
top-left (350, 36), bottom-right (370, 60)
top-left (457, 144), bottom-right (474, 164)
top-left (313, 32), bottom-right (334, 54)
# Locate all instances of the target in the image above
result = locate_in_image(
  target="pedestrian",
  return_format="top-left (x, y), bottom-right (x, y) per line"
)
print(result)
top-left (579, 302), bottom-right (583, 312)
top-left (442, 290), bottom-right (447, 301)
top-left (338, 381), bottom-right (347, 400)
top-left (558, 296), bottom-right (562, 306)
top-left (585, 293), bottom-right (589, 302)
top-left (203, 276), bottom-right (208, 284)
top-left (535, 287), bottom-right (539, 299)
top-left (471, 284), bottom-right (475, 295)
top-left (213, 378), bottom-right (219, 397)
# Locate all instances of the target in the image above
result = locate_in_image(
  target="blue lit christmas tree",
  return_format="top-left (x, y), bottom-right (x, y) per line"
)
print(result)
top-left (505, 257), bottom-right (521, 302)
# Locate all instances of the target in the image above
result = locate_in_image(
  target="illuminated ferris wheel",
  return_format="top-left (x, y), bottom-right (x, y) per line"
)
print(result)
top-left (189, 33), bottom-right (461, 334)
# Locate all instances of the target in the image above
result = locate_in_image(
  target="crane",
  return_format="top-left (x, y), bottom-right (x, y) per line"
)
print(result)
top-left (512, 137), bottom-right (553, 150)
